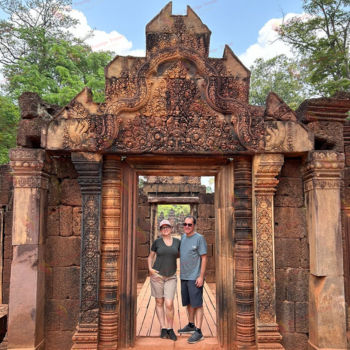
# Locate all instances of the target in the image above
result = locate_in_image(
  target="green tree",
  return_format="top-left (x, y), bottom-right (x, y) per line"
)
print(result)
top-left (249, 54), bottom-right (310, 110)
top-left (276, 0), bottom-right (350, 96)
top-left (158, 205), bottom-right (191, 220)
top-left (0, 0), bottom-right (114, 105)
top-left (0, 95), bottom-right (20, 163)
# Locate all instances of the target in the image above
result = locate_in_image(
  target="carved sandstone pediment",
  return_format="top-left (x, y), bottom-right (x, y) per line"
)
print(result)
top-left (43, 3), bottom-right (313, 155)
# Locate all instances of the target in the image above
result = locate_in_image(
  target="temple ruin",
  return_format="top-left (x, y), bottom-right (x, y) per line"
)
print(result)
top-left (1, 2), bottom-right (350, 349)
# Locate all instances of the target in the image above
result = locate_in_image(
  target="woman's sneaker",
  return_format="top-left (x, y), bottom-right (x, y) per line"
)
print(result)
top-left (167, 329), bottom-right (177, 341)
top-left (187, 330), bottom-right (204, 344)
top-left (160, 328), bottom-right (168, 338)
top-left (178, 324), bottom-right (196, 334)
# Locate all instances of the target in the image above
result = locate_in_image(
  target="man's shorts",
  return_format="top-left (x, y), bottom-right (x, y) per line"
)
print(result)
top-left (181, 279), bottom-right (203, 308)
top-left (150, 273), bottom-right (177, 299)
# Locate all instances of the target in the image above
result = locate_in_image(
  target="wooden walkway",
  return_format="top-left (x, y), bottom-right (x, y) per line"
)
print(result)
top-left (137, 276), bottom-right (216, 338)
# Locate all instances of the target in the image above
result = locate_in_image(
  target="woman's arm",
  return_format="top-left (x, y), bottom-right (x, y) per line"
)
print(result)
top-left (147, 251), bottom-right (158, 275)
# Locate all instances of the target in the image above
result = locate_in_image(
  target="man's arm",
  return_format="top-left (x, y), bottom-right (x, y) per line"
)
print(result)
top-left (195, 254), bottom-right (207, 287)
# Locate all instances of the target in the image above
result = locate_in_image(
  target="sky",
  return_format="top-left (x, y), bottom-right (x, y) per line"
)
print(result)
top-left (0, 0), bottom-right (306, 185)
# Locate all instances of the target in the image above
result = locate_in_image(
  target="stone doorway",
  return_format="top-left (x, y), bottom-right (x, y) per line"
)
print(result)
top-left (116, 155), bottom-right (255, 350)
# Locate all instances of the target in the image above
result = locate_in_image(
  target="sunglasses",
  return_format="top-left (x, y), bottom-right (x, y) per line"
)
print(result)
top-left (182, 223), bottom-right (193, 227)
top-left (160, 226), bottom-right (171, 230)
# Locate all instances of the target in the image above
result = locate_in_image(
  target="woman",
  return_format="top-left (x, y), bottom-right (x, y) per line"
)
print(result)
top-left (147, 219), bottom-right (181, 341)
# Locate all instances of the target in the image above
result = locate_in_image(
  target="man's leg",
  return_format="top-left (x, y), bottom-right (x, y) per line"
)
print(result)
top-left (194, 306), bottom-right (204, 329)
top-left (187, 304), bottom-right (195, 324)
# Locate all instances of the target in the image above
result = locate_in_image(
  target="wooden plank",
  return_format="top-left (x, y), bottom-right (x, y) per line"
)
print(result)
top-left (137, 278), bottom-right (150, 314)
top-left (203, 284), bottom-right (216, 337)
top-left (136, 279), bottom-right (152, 336)
top-left (140, 293), bottom-right (155, 337)
top-left (177, 276), bottom-right (189, 331)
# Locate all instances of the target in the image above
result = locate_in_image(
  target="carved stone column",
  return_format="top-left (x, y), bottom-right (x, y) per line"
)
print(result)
top-left (303, 151), bottom-right (347, 350)
top-left (71, 153), bottom-right (103, 349)
top-left (234, 158), bottom-right (256, 349)
top-left (252, 154), bottom-right (284, 349)
top-left (8, 149), bottom-right (51, 350)
top-left (99, 156), bottom-right (121, 349)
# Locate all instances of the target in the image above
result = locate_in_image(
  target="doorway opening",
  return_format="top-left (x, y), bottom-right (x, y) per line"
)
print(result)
top-left (136, 175), bottom-right (217, 340)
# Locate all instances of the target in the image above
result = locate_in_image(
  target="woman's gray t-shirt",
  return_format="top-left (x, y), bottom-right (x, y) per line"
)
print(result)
top-left (180, 232), bottom-right (207, 280)
top-left (151, 237), bottom-right (181, 277)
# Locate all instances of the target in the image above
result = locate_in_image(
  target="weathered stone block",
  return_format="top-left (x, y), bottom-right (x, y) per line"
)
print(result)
top-left (137, 257), bottom-right (149, 271)
top-left (52, 267), bottom-right (80, 300)
top-left (138, 244), bottom-right (150, 257)
top-left (0, 191), bottom-right (10, 206)
top-left (59, 299), bottom-right (79, 331)
top-left (276, 269), bottom-right (288, 301)
top-left (139, 191), bottom-right (148, 204)
top-left (202, 230), bottom-right (215, 244)
top-left (47, 207), bottom-right (60, 236)
top-left (198, 204), bottom-right (215, 218)
top-left (275, 178), bottom-right (304, 207)
top-left (197, 218), bottom-right (214, 231)
top-left (2, 282), bottom-right (9, 304)
top-left (300, 238), bottom-right (309, 269)
top-left (287, 268), bottom-right (308, 302)
top-left (276, 301), bottom-right (295, 333)
top-left (206, 256), bottom-right (215, 271)
top-left (16, 118), bottom-right (48, 148)
top-left (2, 259), bottom-right (11, 284)
top-left (274, 207), bottom-right (307, 238)
top-left (59, 206), bottom-right (73, 237)
top-left (55, 157), bottom-right (78, 179)
top-left (8, 244), bottom-right (45, 348)
top-left (72, 207), bottom-right (82, 236)
top-left (138, 205), bottom-right (150, 219)
top-left (295, 302), bottom-right (309, 333)
top-left (345, 145), bottom-right (350, 167)
top-left (45, 330), bottom-right (74, 350)
top-left (45, 268), bottom-right (53, 300)
top-left (46, 237), bottom-right (80, 267)
top-left (138, 270), bottom-right (148, 283)
top-left (308, 121), bottom-right (343, 153)
top-left (281, 158), bottom-right (303, 178)
top-left (4, 211), bottom-right (12, 236)
top-left (281, 333), bottom-right (308, 350)
top-left (44, 300), bottom-right (60, 332)
top-left (48, 176), bottom-right (60, 206)
top-left (275, 238), bottom-right (300, 268)
top-left (199, 193), bottom-right (214, 204)
top-left (4, 235), bottom-right (12, 260)
top-left (309, 275), bottom-right (347, 349)
top-left (205, 269), bottom-right (215, 283)
top-left (206, 243), bottom-right (213, 257)
top-left (60, 179), bottom-right (81, 206)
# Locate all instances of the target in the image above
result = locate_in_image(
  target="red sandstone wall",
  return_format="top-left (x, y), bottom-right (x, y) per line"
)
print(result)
top-left (275, 158), bottom-right (309, 350)
top-left (44, 157), bottom-right (81, 350)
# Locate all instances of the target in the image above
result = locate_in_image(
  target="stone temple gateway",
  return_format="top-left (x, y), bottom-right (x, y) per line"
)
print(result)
top-left (2, 2), bottom-right (350, 349)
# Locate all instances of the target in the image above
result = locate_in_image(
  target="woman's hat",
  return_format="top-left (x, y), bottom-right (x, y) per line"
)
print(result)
top-left (159, 219), bottom-right (172, 228)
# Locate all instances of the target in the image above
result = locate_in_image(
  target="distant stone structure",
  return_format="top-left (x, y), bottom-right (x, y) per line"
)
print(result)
top-left (0, 2), bottom-right (350, 350)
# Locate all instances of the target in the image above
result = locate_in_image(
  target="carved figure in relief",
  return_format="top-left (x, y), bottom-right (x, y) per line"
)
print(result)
top-left (147, 220), bottom-right (180, 341)
top-left (265, 123), bottom-right (286, 151)
top-left (178, 216), bottom-right (208, 344)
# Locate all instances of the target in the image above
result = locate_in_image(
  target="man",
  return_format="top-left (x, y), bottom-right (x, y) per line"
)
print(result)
top-left (178, 215), bottom-right (207, 344)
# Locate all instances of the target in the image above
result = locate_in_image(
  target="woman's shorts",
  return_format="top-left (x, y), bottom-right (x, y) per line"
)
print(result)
top-left (150, 273), bottom-right (177, 299)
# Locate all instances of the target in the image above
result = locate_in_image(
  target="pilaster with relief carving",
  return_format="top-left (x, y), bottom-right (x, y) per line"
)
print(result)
top-left (71, 152), bottom-right (103, 350)
top-left (7, 149), bottom-right (51, 350)
top-left (252, 154), bottom-right (284, 349)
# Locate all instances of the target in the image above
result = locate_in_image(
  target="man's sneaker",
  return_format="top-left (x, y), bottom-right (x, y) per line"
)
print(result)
top-left (187, 330), bottom-right (204, 344)
top-left (178, 324), bottom-right (196, 334)
top-left (160, 328), bottom-right (168, 338)
top-left (167, 329), bottom-right (177, 341)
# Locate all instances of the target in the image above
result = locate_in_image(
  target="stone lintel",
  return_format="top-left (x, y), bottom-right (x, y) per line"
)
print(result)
top-left (148, 196), bottom-right (199, 204)
top-left (296, 95), bottom-right (350, 124)
top-left (265, 121), bottom-right (314, 154)
top-left (308, 275), bottom-right (347, 349)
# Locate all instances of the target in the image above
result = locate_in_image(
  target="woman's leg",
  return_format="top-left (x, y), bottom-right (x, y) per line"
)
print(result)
top-left (155, 298), bottom-right (166, 328)
top-left (164, 298), bottom-right (174, 328)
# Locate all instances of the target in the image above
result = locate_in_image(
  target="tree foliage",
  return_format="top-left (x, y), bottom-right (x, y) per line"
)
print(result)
top-left (276, 0), bottom-right (350, 96)
top-left (0, 0), bottom-right (114, 105)
top-left (0, 95), bottom-right (20, 163)
top-left (158, 205), bottom-right (191, 220)
top-left (249, 54), bottom-right (310, 110)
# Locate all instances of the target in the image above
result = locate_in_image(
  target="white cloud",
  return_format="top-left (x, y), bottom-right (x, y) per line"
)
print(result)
top-left (238, 13), bottom-right (304, 69)
top-left (68, 9), bottom-right (145, 56)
